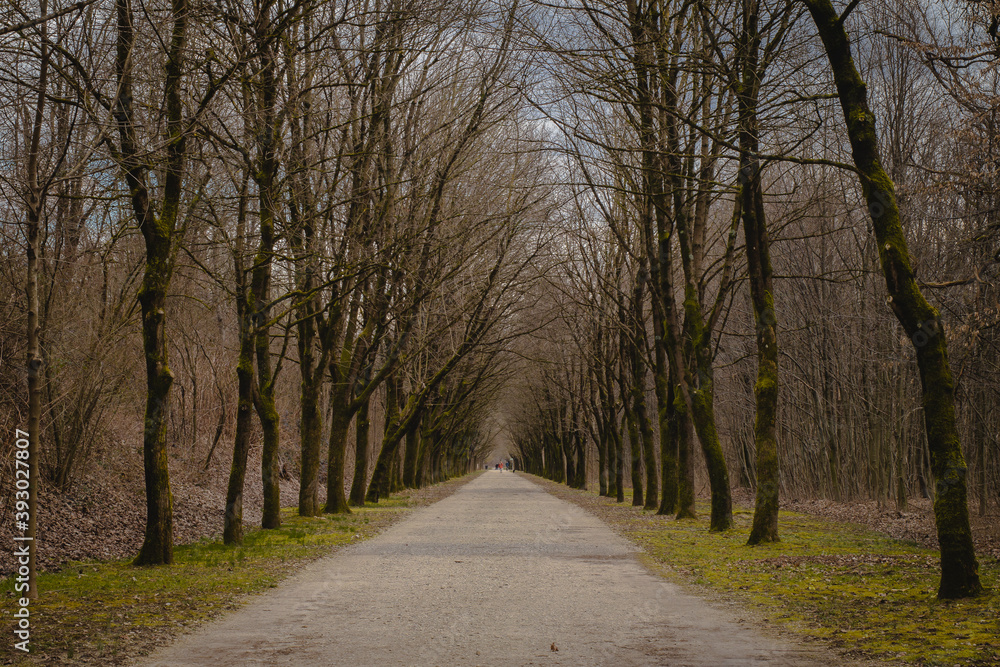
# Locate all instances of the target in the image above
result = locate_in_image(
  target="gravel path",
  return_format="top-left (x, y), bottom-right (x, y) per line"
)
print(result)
top-left (138, 472), bottom-right (837, 666)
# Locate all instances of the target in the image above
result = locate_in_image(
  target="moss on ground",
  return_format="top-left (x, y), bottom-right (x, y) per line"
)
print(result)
top-left (3, 473), bottom-right (479, 665)
top-left (538, 479), bottom-right (999, 667)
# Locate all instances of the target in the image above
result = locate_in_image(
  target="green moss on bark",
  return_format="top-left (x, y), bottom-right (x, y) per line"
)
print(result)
top-left (804, 0), bottom-right (982, 598)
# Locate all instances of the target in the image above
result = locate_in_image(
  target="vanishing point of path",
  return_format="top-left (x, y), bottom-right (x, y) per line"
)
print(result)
top-left (140, 472), bottom-right (839, 666)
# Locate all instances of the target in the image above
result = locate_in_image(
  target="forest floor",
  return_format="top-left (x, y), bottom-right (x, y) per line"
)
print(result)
top-left (538, 478), bottom-right (999, 667)
top-left (771, 491), bottom-right (1000, 563)
top-left (0, 441), bottom-right (297, 576)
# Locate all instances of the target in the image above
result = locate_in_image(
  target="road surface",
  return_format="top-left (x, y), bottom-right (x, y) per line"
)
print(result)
top-left (140, 472), bottom-right (841, 666)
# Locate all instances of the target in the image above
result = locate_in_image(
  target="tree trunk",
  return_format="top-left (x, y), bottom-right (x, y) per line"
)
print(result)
top-left (390, 441), bottom-right (405, 492)
top-left (224, 146), bottom-right (254, 544)
top-left (116, 0), bottom-right (188, 566)
top-left (619, 295), bottom-right (643, 506)
top-left (739, 0), bottom-right (780, 545)
top-left (675, 390), bottom-right (697, 520)
top-left (366, 373), bottom-right (401, 502)
top-left (803, 0), bottom-right (981, 598)
top-left (349, 395), bottom-right (371, 506)
top-left (415, 434), bottom-right (428, 489)
top-left (604, 351), bottom-right (621, 500)
top-left (24, 206), bottom-right (41, 599)
top-left (367, 416), bottom-right (406, 503)
top-left (298, 376), bottom-right (322, 516)
top-left (252, 1), bottom-right (281, 532)
top-left (255, 347), bottom-right (281, 529)
top-left (973, 395), bottom-right (987, 517)
top-left (324, 385), bottom-right (352, 514)
top-left (597, 425), bottom-right (609, 497)
top-left (293, 237), bottom-right (322, 517)
top-left (616, 412), bottom-right (626, 503)
top-left (626, 407), bottom-right (644, 507)
top-left (224, 313), bottom-right (255, 545)
top-left (657, 379), bottom-right (678, 515)
top-left (22, 0), bottom-right (50, 596)
top-left (565, 436), bottom-right (577, 486)
top-left (403, 423), bottom-right (421, 488)
top-left (594, 367), bottom-right (610, 497)
top-left (687, 369), bottom-right (733, 531)
top-left (287, 13), bottom-right (322, 518)
top-left (135, 290), bottom-right (175, 565)
top-left (573, 434), bottom-right (587, 489)
top-left (607, 420), bottom-right (619, 499)
top-left (639, 393), bottom-right (658, 510)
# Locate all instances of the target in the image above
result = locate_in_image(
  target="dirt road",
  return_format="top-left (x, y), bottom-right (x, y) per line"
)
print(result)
top-left (139, 472), bottom-right (839, 666)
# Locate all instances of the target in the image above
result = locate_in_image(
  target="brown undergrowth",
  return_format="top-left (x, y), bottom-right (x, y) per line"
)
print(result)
top-left (532, 475), bottom-right (999, 667)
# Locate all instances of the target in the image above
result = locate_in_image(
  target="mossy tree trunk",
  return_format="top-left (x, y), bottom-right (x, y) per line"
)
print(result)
top-left (736, 0), bottom-right (781, 546)
top-left (285, 6), bottom-right (325, 519)
top-left (625, 395), bottom-right (643, 506)
top-left (251, 2), bottom-right (282, 530)
top-left (802, 0), bottom-right (982, 598)
top-left (670, 138), bottom-right (738, 531)
top-left (364, 370), bottom-right (401, 502)
top-left (390, 441), bottom-right (405, 492)
top-left (628, 1), bottom-right (666, 512)
top-left (224, 280), bottom-right (256, 545)
top-left (415, 433), bottom-right (430, 488)
top-left (683, 290), bottom-right (733, 531)
top-left (606, 413), bottom-right (619, 498)
top-left (596, 417), bottom-right (610, 496)
top-left (639, 390), bottom-right (658, 509)
top-left (653, 30), bottom-right (720, 523)
top-left (115, 0), bottom-right (189, 566)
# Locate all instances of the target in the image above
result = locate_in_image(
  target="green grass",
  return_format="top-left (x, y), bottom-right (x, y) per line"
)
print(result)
top-left (555, 485), bottom-right (1000, 666)
top-left (2, 485), bottom-right (450, 665)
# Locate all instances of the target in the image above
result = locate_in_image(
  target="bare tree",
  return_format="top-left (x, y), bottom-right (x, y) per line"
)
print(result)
top-left (802, 0), bottom-right (981, 599)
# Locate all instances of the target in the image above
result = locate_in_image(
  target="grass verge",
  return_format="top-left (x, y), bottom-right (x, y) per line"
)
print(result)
top-left (3, 472), bottom-right (481, 666)
top-left (532, 477), bottom-right (999, 667)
